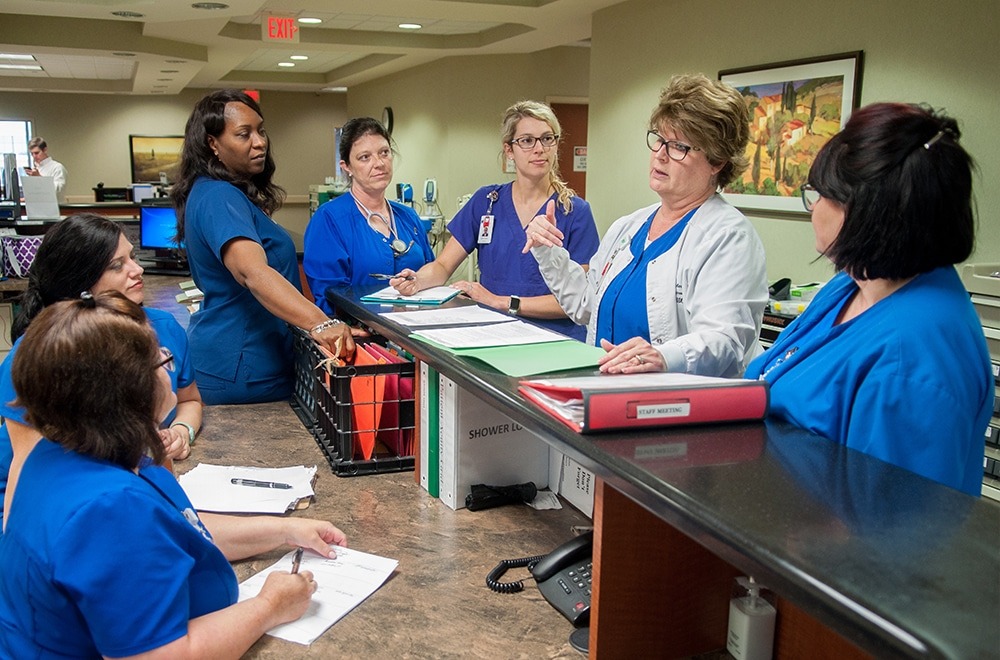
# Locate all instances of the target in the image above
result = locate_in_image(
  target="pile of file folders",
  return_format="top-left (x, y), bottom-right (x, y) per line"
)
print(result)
top-left (290, 327), bottom-right (416, 477)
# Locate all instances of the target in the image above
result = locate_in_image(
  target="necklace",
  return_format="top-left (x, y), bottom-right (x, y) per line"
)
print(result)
top-left (352, 193), bottom-right (410, 256)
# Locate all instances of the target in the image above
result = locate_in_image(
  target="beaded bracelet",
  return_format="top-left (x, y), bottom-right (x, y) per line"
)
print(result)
top-left (309, 318), bottom-right (343, 335)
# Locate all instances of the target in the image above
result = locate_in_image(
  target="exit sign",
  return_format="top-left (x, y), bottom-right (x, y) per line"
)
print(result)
top-left (262, 15), bottom-right (299, 43)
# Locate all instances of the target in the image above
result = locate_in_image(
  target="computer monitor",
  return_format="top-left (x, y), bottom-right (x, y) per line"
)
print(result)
top-left (139, 202), bottom-right (183, 251)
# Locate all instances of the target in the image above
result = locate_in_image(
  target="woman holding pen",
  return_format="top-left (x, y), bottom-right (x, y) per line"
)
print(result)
top-left (392, 100), bottom-right (599, 341)
top-left (0, 292), bottom-right (348, 658)
top-left (303, 116), bottom-right (434, 314)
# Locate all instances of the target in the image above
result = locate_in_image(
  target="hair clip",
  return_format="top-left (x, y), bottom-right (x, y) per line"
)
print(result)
top-left (79, 290), bottom-right (96, 307)
top-left (923, 130), bottom-right (946, 150)
top-left (80, 291), bottom-right (93, 300)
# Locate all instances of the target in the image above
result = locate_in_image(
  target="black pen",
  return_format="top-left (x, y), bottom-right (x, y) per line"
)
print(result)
top-left (230, 478), bottom-right (292, 489)
top-left (370, 273), bottom-right (416, 281)
top-left (291, 547), bottom-right (303, 574)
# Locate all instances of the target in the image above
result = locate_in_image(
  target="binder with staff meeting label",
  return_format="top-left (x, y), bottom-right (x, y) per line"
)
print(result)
top-left (519, 373), bottom-right (769, 434)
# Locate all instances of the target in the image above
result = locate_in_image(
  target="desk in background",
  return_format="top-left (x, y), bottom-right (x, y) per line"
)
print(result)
top-left (328, 286), bottom-right (1000, 660)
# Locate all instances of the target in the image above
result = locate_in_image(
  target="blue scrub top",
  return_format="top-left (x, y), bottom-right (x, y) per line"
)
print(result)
top-left (304, 192), bottom-right (434, 314)
top-left (746, 267), bottom-right (992, 495)
top-left (0, 307), bottom-right (193, 519)
top-left (595, 207), bottom-right (694, 346)
top-left (184, 177), bottom-right (299, 403)
top-left (0, 441), bottom-right (237, 657)
top-left (448, 183), bottom-right (600, 340)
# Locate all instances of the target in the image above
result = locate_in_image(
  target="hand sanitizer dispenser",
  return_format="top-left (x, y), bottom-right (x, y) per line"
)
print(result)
top-left (727, 576), bottom-right (776, 660)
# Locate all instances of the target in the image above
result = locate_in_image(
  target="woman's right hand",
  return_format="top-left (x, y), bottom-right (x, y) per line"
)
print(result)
top-left (312, 322), bottom-right (367, 359)
top-left (257, 570), bottom-right (317, 626)
top-left (522, 200), bottom-right (564, 253)
top-left (390, 268), bottom-right (420, 296)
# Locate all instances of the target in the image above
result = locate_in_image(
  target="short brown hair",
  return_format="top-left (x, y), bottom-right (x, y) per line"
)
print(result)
top-left (649, 74), bottom-right (750, 189)
top-left (13, 292), bottom-right (165, 468)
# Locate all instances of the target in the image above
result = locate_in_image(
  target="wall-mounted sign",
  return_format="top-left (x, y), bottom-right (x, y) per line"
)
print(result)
top-left (573, 146), bottom-right (587, 172)
top-left (263, 15), bottom-right (299, 43)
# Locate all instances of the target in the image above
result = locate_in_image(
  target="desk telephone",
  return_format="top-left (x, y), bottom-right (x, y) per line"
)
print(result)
top-left (486, 530), bottom-right (593, 627)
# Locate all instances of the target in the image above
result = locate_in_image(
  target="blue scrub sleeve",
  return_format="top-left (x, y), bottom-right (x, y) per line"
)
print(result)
top-left (199, 184), bottom-right (267, 259)
top-left (52, 489), bottom-right (198, 656)
top-left (0, 339), bottom-right (24, 423)
top-left (304, 203), bottom-right (354, 312)
top-left (561, 199), bottom-right (600, 267)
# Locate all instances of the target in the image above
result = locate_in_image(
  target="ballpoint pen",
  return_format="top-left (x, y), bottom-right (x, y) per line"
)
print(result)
top-left (230, 478), bottom-right (293, 489)
top-left (370, 273), bottom-right (416, 281)
top-left (291, 547), bottom-right (303, 574)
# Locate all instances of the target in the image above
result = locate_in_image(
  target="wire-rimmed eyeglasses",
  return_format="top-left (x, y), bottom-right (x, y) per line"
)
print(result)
top-left (509, 134), bottom-right (559, 151)
top-left (801, 184), bottom-right (822, 212)
top-left (157, 347), bottom-right (175, 372)
top-left (646, 131), bottom-right (701, 162)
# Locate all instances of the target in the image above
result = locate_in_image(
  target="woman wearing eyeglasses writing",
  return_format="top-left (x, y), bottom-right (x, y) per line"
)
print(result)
top-left (524, 74), bottom-right (768, 375)
top-left (304, 117), bottom-right (434, 314)
top-left (173, 90), bottom-right (364, 405)
top-left (392, 100), bottom-right (599, 340)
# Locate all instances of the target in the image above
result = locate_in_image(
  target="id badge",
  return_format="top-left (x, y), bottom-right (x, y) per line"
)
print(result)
top-left (478, 214), bottom-right (494, 244)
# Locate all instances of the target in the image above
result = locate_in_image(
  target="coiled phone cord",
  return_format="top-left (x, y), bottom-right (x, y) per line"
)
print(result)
top-left (486, 554), bottom-right (547, 594)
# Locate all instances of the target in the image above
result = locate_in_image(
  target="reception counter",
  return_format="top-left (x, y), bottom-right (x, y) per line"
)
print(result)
top-left (327, 286), bottom-right (999, 659)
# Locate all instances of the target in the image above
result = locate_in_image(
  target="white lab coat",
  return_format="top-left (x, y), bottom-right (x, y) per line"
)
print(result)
top-left (530, 194), bottom-right (767, 377)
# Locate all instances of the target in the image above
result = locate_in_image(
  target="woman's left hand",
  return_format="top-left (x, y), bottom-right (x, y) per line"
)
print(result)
top-left (451, 280), bottom-right (500, 309)
top-left (313, 322), bottom-right (368, 359)
top-left (283, 518), bottom-right (349, 559)
top-left (598, 337), bottom-right (665, 374)
top-left (159, 426), bottom-right (192, 461)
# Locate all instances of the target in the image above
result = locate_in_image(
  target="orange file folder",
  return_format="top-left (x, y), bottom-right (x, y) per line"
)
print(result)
top-left (349, 345), bottom-right (387, 460)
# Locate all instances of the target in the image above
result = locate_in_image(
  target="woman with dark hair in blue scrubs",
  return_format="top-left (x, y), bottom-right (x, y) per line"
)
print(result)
top-left (172, 89), bottom-right (365, 405)
top-left (746, 103), bottom-right (992, 496)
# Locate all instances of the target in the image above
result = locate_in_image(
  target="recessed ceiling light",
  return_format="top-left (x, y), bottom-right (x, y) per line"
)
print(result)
top-left (278, 62), bottom-right (295, 68)
top-left (290, 55), bottom-right (308, 61)
top-left (0, 53), bottom-right (36, 61)
top-left (398, 23), bottom-right (422, 30)
top-left (191, 2), bottom-right (228, 9)
top-left (111, 10), bottom-right (144, 18)
top-left (298, 17), bottom-right (322, 24)
top-left (322, 86), bottom-right (348, 93)
top-left (0, 64), bottom-right (43, 71)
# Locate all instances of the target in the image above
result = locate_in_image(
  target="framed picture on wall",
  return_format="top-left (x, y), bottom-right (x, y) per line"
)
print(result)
top-left (719, 51), bottom-right (863, 214)
top-left (129, 135), bottom-right (184, 184)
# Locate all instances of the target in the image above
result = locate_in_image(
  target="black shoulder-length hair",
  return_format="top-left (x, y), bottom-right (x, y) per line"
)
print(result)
top-left (809, 102), bottom-right (976, 280)
top-left (172, 89), bottom-right (285, 242)
top-left (11, 213), bottom-right (123, 342)
top-left (13, 292), bottom-right (165, 469)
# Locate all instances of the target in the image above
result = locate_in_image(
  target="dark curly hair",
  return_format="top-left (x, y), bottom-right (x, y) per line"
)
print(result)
top-left (172, 89), bottom-right (285, 242)
top-left (809, 102), bottom-right (976, 280)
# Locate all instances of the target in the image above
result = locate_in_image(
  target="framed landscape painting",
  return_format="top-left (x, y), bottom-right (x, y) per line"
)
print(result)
top-left (719, 51), bottom-right (863, 213)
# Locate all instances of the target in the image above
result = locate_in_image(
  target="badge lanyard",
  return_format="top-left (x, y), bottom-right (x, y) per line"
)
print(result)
top-left (478, 189), bottom-right (500, 244)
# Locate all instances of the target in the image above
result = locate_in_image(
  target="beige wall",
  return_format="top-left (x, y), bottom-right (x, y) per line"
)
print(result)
top-left (2, 0), bottom-right (997, 281)
top-left (589, 0), bottom-right (1000, 283)
top-left (0, 89), bottom-right (348, 245)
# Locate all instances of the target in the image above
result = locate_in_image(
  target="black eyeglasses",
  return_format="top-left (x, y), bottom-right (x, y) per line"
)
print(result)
top-left (157, 347), bottom-right (175, 372)
top-left (509, 134), bottom-right (559, 151)
top-left (801, 184), bottom-right (822, 212)
top-left (646, 131), bottom-right (701, 162)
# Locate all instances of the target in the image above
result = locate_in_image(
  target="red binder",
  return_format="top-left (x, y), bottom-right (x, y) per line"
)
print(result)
top-left (519, 373), bottom-right (769, 434)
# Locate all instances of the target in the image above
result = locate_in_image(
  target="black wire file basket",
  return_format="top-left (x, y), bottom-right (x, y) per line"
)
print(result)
top-left (291, 327), bottom-right (416, 476)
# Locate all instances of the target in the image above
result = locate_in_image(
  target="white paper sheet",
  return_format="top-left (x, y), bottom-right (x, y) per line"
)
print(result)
top-left (381, 305), bottom-right (516, 327)
top-left (413, 320), bottom-right (567, 348)
top-left (178, 463), bottom-right (316, 514)
top-left (238, 546), bottom-right (399, 645)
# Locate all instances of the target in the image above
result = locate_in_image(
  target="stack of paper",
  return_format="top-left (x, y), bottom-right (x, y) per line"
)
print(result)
top-left (360, 285), bottom-right (460, 305)
top-left (179, 463), bottom-right (317, 513)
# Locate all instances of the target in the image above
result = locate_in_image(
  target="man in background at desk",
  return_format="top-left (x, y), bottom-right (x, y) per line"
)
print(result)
top-left (25, 136), bottom-right (67, 203)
